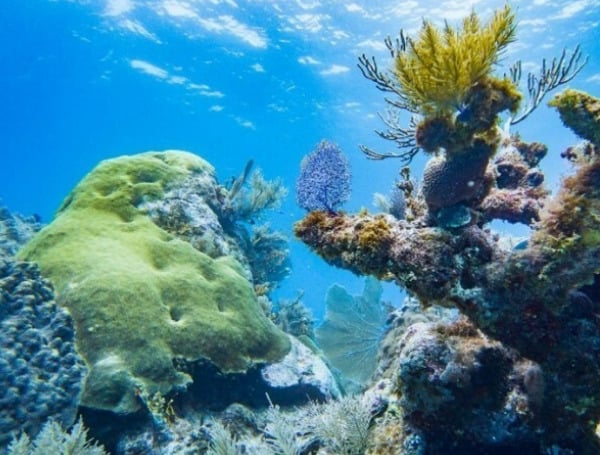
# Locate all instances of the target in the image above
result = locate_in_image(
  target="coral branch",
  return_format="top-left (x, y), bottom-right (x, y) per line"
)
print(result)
top-left (509, 46), bottom-right (588, 124)
top-left (359, 115), bottom-right (419, 162)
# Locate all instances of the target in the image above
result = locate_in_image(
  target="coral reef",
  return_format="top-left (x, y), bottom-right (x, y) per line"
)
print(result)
top-left (140, 160), bottom-right (290, 292)
top-left (112, 388), bottom-right (369, 454)
top-left (107, 335), bottom-right (341, 454)
top-left (358, 5), bottom-right (585, 163)
top-left (549, 89), bottom-right (600, 146)
top-left (297, 140), bottom-right (352, 213)
top-left (19, 150), bottom-right (291, 414)
top-left (394, 4), bottom-right (517, 116)
top-left (479, 137), bottom-right (548, 225)
top-left (0, 257), bottom-right (86, 448)
top-left (296, 5), bottom-right (600, 451)
top-left (296, 91), bottom-right (600, 451)
top-left (365, 316), bottom-right (547, 454)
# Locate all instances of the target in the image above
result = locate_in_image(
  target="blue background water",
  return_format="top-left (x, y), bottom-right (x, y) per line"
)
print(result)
top-left (1, 0), bottom-right (599, 319)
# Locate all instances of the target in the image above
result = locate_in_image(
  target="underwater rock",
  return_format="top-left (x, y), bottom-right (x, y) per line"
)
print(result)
top-left (261, 335), bottom-right (341, 401)
top-left (19, 150), bottom-right (290, 414)
top-left (366, 318), bottom-right (544, 454)
top-left (0, 205), bottom-right (42, 257)
top-left (0, 257), bottom-right (86, 447)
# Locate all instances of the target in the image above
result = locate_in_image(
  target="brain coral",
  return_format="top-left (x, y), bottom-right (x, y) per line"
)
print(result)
top-left (422, 139), bottom-right (493, 210)
top-left (0, 257), bottom-right (86, 447)
top-left (19, 151), bottom-right (290, 414)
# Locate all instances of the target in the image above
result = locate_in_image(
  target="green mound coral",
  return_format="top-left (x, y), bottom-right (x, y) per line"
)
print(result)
top-left (395, 4), bottom-right (517, 116)
top-left (19, 151), bottom-right (290, 414)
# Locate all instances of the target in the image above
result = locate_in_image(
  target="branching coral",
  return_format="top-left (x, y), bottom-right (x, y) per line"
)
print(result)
top-left (357, 5), bottom-right (586, 164)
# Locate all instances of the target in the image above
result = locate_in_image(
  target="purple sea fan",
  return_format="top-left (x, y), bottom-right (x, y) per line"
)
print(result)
top-left (296, 140), bottom-right (352, 213)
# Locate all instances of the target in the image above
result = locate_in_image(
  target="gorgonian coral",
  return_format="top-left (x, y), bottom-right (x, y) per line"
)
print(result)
top-left (396, 4), bottom-right (517, 116)
top-left (358, 4), bottom-right (585, 164)
top-left (296, 140), bottom-right (351, 213)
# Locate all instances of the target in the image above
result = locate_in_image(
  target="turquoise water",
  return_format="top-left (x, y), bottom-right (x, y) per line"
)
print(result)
top-left (1, 0), bottom-right (599, 316)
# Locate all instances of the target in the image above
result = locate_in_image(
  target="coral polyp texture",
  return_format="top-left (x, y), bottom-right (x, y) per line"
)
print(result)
top-left (0, 257), bottom-right (86, 448)
top-left (19, 150), bottom-right (290, 414)
top-left (296, 5), bottom-right (600, 452)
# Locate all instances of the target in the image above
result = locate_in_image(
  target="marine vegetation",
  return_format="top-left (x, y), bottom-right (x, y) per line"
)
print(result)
top-left (272, 291), bottom-right (315, 340)
top-left (7, 418), bottom-right (107, 455)
top-left (355, 4), bottom-right (586, 220)
top-left (238, 223), bottom-right (292, 293)
top-left (296, 5), bottom-right (600, 453)
top-left (204, 395), bottom-right (372, 455)
top-left (358, 3), bottom-right (586, 163)
top-left (221, 164), bottom-right (288, 225)
top-left (395, 4), bottom-right (517, 116)
top-left (296, 140), bottom-right (352, 213)
top-left (218, 163), bottom-right (291, 292)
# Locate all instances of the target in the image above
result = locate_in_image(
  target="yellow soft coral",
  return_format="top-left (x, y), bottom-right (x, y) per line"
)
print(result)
top-left (395, 4), bottom-right (516, 115)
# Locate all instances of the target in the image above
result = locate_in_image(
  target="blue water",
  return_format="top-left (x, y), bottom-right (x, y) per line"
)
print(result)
top-left (1, 0), bottom-right (599, 317)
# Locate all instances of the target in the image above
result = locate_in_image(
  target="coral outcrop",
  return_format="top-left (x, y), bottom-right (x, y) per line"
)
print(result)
top-left (297, 90), bottom-right (600, 451)
top-left (19, 150), bottom-right (291, 414)
top-left (296, 4), bottom-right (600, 450)
top-left (0, 257), bottom-right (86, 447)
top-left (366, 315), bottom-right (547, 454)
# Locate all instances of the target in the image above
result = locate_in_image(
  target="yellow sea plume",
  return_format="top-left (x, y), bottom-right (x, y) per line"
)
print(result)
top-left (395, 4), bottom-right (517, 115)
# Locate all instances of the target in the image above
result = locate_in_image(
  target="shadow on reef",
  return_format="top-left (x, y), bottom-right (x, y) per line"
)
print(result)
top-left (79, 358), bottom-right (334, 453)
